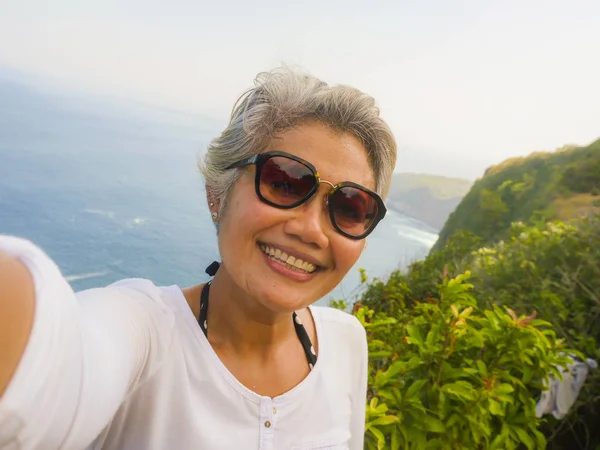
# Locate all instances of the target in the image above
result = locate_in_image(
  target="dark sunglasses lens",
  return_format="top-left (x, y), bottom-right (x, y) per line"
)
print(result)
top-left (330, 186), bottom-right (379, 236)
top-left (259, 156), bottom-right (316, 206)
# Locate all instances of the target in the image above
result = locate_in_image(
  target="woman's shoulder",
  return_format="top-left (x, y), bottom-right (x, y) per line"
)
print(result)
top-left (94, 278), bottom-right (181, 303)
top-left (311, 306), bottom-right (368, 370)
top-left (73, 279), bottom-right (191, 337)
top-left (310, 305), bottom-right (366, 340)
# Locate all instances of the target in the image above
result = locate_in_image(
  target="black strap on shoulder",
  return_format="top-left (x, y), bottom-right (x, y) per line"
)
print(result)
top-left (197, 261), bottom-right (219, 336)
top-left (198, 281), bottom-right (210, 336)
top-left (205, 261), bottom-right (220, 276)
top-left (293, 312), bottom-right (317, 369)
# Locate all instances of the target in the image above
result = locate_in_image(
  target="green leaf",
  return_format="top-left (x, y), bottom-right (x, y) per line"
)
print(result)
top-left (489, 398), bottom-right (504, 416)
top-left (421, 415), bottom-right (446, 433)
top-left (374, 361), bottom-right (406, 387)
top-left (533, 429), bottom-right (547, 449)
top-left (513, 426), bottom-right (535, 450)
top-left (369, 351), bottom-right (393, 358)
top-left (491, 423), bottom-right (510, 449)
top-left (374, 403), bottom-right (389, 414)
top-left (405, 379), bottom-right (428, 399)
top-left (425, 438), bottom-right (445, 449)
top-left (406, 324), bottom-right (424, 347)
top-left (391, 429), bottom-right (401, 450)
top-left (495, 383), bottom-right (514, 394)
top-left (440, 381), bottom-right (476, 401)
top-left (368, 427), bottom-right (386, 450)
top-left (445, 413), bottom-right (461, 428)
top-left (370, 415), bottom-right (399, 426)
top-left (410, 410), bottom-right (446, 433)
top-left (369, 397), bottom-right (379, 410)
top-left (527, 319), bottom-right (552, 328)
top-left (476, 360), bottom-right (487, 377)
top-left (368, 339), bottom-right (390, 348)
top-left (366, 317), bottom-right (398, 329)
top-left (496, 394), bottom-right (514, 404)
top-left (522, 366), bottom-right (533, 383)
top-left (439, 361), bottom-right (477, 381)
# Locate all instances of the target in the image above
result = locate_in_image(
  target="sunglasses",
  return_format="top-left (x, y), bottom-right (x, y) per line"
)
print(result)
top-left (226, 151), bottom-right (386, 239)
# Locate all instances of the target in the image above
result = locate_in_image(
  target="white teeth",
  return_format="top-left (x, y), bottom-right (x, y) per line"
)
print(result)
top-left (259, 244), bottom-right (317, 274)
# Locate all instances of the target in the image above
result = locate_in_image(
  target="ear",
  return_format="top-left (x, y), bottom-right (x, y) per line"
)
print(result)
top-left (207, 198), bottom-right (219, 213)
top-left (205, 186), bottom-right (218, 209)
top-left (205, 189), bottom-right (221, 222)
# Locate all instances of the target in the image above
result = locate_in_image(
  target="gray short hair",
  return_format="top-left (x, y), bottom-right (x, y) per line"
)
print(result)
top-left (199, 67), bottom-right (397, 214)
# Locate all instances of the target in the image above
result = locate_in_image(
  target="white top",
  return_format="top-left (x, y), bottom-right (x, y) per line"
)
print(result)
top-left (0, 236), bottom-right (368, 450)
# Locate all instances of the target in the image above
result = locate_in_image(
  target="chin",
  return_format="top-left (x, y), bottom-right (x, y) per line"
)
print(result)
top-left (259, 291), bottom-right (315, 314)
top-left (254, 281), bottom-right (329, 312)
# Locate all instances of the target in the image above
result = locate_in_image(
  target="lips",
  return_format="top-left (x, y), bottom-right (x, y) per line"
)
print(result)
top-left (259, 244), bottom-right (317, 274)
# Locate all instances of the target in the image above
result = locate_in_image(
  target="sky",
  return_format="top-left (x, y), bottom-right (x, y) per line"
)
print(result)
top-left (1, 0), bottom-right (599, 179)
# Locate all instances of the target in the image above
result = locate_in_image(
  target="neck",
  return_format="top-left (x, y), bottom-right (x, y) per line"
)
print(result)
top-left (206, 265), bottom-right (298, 357)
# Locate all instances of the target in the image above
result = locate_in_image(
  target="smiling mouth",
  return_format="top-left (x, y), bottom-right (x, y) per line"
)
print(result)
top-left (259, 244), bottom-right (318, 274)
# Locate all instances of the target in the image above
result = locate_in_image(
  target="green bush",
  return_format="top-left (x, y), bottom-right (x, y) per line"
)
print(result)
top-left (353, 272), bottom-right (572, 450)
top-left (346, 215), bottom-right (600, 449)
top-left (468, 218), bottom-right (600, 449)
top-left (470, 219), bottom-right (600, 360)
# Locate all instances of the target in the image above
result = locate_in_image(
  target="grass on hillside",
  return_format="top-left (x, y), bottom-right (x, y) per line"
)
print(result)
top-left (434, 137), bottom-right (600, 250)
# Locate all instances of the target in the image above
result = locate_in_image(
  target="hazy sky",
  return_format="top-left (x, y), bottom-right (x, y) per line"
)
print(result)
top-left (1, 0), bottom-right (599, 178)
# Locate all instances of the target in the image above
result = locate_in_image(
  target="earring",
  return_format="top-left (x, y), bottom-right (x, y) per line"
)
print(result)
top-left (211, 211), bottom-right (218, 220)
top-left (209, 202), bottom-right (214, 207)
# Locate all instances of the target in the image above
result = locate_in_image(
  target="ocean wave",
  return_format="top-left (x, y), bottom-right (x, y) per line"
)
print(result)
top-left (65, 271), bottom-right (109, 282)
top-left (80, 209), bottom-right (146, 228)
top-left (83, 209), bottom-right (115, 219)
top-left (125, 217), bottom-right (146, 228)
top-left (392, 224), bottom-right (438, 247)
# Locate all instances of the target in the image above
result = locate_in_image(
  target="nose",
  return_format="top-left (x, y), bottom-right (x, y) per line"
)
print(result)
top-left (282, 184), bottom-right (331, 249)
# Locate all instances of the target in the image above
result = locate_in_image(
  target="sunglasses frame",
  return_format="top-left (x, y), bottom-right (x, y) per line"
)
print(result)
top-left (226, 151), bottom-right (387, 239)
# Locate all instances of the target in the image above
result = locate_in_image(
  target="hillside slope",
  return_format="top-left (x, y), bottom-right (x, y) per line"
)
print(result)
top-left (386, 173), bottom-right (472, 230)
top-left (432, 137), bottom-right (600, 250)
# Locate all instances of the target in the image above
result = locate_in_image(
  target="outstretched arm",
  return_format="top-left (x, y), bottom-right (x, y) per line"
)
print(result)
top-left (0, 252), bottom-right (35, 398)
top-left (0, 236), bottom-right (174, 449)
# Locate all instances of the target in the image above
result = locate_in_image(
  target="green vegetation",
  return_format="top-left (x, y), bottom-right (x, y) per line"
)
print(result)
top-left (358, 271), bottom-right (571, 450)
top-left (387, 173), bottom-right (472, 230)
top-left (337, 140), bottom-right (600, 449)
top-left (340, 217), bottom-right (599, 449)
top-left (434, 138), bottom-right (600, 250)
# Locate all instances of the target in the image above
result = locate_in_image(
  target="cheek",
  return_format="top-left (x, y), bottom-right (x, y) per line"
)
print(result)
top-left (218, 186), bottom-right (283, 245)
top-left (220, 180), bottom-right (260, 227)
top-left (331, 239), bottom-right (364, 271)
top-left (226, 200), bottom-right (279, 232)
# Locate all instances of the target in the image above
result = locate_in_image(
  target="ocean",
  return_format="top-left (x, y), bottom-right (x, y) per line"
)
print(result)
top-left (0, 79), bottom-right (438, 305)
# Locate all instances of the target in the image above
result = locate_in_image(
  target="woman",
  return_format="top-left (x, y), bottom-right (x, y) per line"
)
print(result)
top-left (0, 68), bottom-right (397, 449)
